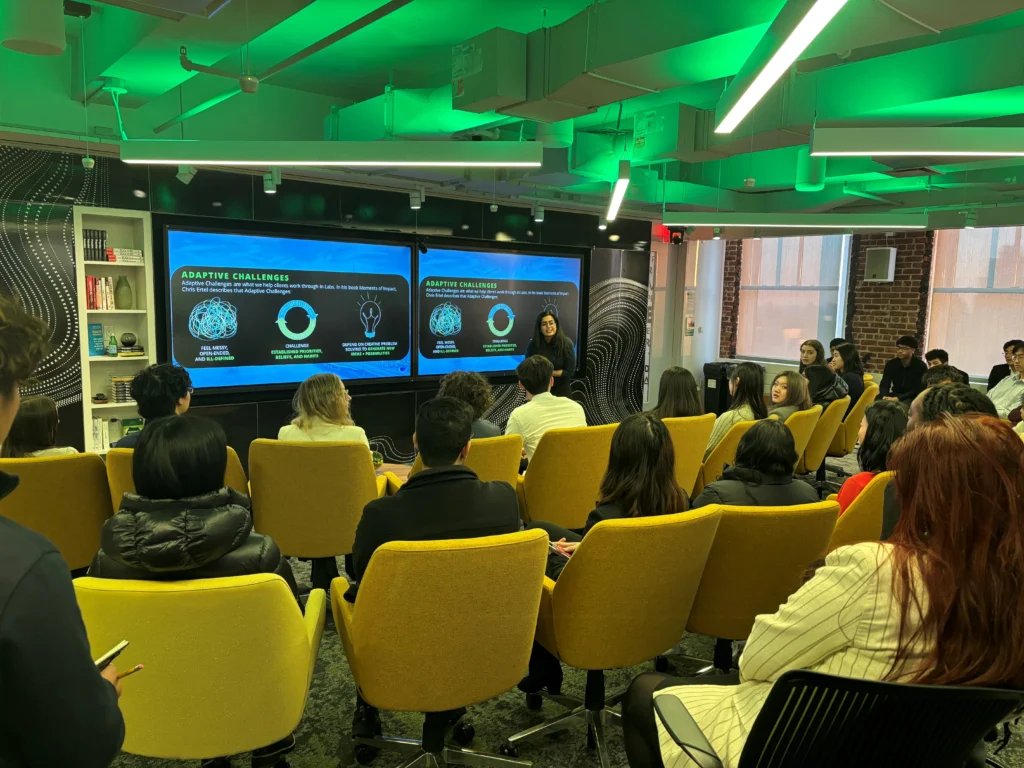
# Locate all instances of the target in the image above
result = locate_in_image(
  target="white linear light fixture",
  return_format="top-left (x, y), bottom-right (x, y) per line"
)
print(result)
top-left (120, 140), bottom-right (543, 167)
top-left (715, 0), bottom-right (848, 134)
top-left (606, 160), bottom-right (631, 222)
top-left (662, 212), bottom-right (929, 229)
top-left (811, 127), bottom-right (1024, 157)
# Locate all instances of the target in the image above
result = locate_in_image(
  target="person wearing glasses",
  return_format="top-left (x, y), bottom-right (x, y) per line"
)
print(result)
top-left (987, 341), bottom-right (1024, 419)
top-left (878, 336), bottom-right (927, 406)
top-left (112, 363), bottom-right (193, 448)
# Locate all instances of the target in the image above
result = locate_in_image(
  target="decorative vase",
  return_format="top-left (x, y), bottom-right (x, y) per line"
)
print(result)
top-left (114, 276), bottom-right (133, 310)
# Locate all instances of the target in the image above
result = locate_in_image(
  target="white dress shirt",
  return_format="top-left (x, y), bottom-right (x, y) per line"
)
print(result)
top-left (987, 372), bottom-right (1024, 419)
top-left (504, 391), bottom-right (587, 460)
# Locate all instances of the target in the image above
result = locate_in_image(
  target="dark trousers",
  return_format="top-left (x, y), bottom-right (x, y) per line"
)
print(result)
top-left (526, 520), bottom-right (582, 581)
top-left (310, 554), bottom-right (354, 593)
top-left (621, 672), bottom-right (739, 768)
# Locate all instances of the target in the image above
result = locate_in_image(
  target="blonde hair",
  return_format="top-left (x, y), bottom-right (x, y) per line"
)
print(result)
top-left (292, 374), bottom-right (354, 429)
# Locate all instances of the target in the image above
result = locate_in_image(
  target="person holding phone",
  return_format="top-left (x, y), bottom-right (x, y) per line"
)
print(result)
top-left (0, 294), bottom-right (124, 768)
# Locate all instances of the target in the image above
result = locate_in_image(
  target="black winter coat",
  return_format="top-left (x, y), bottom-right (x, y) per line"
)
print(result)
top-left (811, 372), bottom-right (849, 408)
top-left (691, 465), bottom-right (819, 509)
top-left (89, 487), bottom-right (298, 596)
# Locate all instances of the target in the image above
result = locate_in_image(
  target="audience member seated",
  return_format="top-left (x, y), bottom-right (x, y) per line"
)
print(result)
top-left (0, 294), bottom-right (124, 768)
top-left (924, 348), bottom-right (947, 368)
top-left (521, 412), bottom-right (687, 696)
top-left (831, 343), bottom-right (865, 415)
top-left (828, 338), bottom-right (846, 360)
top-left (836, 400), bottom-right (906, 515)
top-left (438, 370), bottom-right (501, 438)
top-left (344, 397), bottom-right (520, 743)
top-left (693, 420), bottom-right (818, 509)
top-left (505, 355), bottom-right (586, 462)
top-left (651, 366), bottom-right (703, 419)
top-left (988, 338), bottom-right (1023, 391)
top-left (986, 340), bottom-right (1024, 419)
top-left (921, 364), bottom-right (969, 389)
top-left (0, 395), bottom-right (78, 458)
top-left (112, 363), bottom-right (192, 448)
top-left (524, 311), bottom-right (576, 398)
top-left (704, 362), bottom-right (766, 461)
top-left (767, 371), bottom-right (811, 422)
top-left (278, 373), bottom-right (369, 446)
top-left (879, 335), bottom-right (927, 406)
top-left (803, 364), bottom-right (849, 408)
top-left (798, 339), bottom-right (826, 374)
top-left (623, 414), bottom-right (1024, 768)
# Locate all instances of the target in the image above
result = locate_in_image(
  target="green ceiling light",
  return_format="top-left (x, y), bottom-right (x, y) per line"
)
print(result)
top-left (811, 127), bottom-right (1024, 157)
top-left (662, 212), bottom-right (929, 230)
top-left (715, 0), bottom-right (849, 134)
top-left (606, 161), bottom-right (631, 222)
top-left (120, 141), bottom-right (543, 168)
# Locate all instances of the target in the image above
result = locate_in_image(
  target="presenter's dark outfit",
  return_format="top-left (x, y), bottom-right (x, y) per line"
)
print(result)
top-left (525, 338), bottom-right (575, 397)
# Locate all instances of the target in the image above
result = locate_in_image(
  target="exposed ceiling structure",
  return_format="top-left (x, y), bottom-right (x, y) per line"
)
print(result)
top-left (3, 0), bottom-right (1024, 235)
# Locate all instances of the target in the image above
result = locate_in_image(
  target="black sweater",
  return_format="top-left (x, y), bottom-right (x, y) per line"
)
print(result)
top-left (878, 356), bottom-right (928, 401)
top-left (0, 472), bottom-right (124, 768)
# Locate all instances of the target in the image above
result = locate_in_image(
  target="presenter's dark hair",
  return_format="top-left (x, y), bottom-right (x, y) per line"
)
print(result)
top-left (834, 342), bottom-right (864, 375)
top-left (438, 370), bottom-right (493, 421)
top-left (0, 293), bottom-right (50, 399)
top-left (858, 400), bottom-right (907, 473)
top-left (416, 397), bottom-right (473, 467)
top-left (0, 395), bottom-right (60, 458)
top-left (918, 384), bottom-right (998, 424)
top-left (131, 363), bottom-right (192, 420)
top-left (729, 362), bottom-right (768, 420)
top-left (735, 419), bottom-right (798, 477)
top-left (133, 415), bottom-right (226, 500)
top-left (925, 349), bottom-right (949, 365)
top-left (653, 367), bottom-right (703, 419)
top-left (517, 355), bottom-right (554, 396)
top-left (532, 311), bottom-right (572, 356)
top-left (922, 364), bottom-right (968, 388)
top-left (597, 412), bottom-right (686, 517)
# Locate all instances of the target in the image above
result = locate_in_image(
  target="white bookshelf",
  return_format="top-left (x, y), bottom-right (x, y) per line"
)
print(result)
top-left (73, 206), bottom-right (156, 453)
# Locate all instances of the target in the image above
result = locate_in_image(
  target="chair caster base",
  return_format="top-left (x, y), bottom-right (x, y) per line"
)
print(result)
top-left (354, 744), bottom-right (380, 765)
top-left (525, 692), bottom-right (543, 711)
top-left (499, 741), bottom-right (520, 758)
top-left (450, 722), bottom-right (475, 746)
top-left (654, 656), bottom-right (669, 673)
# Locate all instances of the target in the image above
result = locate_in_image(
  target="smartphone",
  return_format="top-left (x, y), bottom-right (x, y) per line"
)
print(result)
top-left (94, 640), bottom-right (129, 670)
top-left (548, 542), bottom-right (570, 559)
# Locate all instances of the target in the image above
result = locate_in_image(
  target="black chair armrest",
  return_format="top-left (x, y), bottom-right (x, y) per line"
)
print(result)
top-left (654, 694), bottom-right (724, 768)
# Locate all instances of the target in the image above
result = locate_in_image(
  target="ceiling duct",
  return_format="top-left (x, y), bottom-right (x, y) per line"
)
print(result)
top-left (93, 0), bottom-right (233, 21)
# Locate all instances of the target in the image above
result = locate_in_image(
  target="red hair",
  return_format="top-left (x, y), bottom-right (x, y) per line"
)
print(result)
top-left (887, 414), bottom-right (1024, 686)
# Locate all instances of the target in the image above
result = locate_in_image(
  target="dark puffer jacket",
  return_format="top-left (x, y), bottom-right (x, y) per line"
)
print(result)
top-left (691, 465), bottom-right (819, 509)
top-left (810, 372), bottom-right (850, 408)
top-left (89, 487), bottom-right (298, 596)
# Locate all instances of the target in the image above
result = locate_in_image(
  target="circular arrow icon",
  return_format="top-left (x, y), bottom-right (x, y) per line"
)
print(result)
top-left (486, 303), bottom-right (515, 337)
top-left (276, 300), bottom-right (318, 340)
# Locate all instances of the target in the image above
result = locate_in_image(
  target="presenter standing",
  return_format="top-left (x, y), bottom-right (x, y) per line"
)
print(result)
top-left (524, 311), bottom-right (576, 398)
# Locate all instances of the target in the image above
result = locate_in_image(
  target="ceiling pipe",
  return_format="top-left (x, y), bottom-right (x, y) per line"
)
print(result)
top-left (154, 0), bottom-right (415, 134)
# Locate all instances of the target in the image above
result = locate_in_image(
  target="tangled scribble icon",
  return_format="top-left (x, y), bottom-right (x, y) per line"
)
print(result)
top-left (429, 302), bottom-right (462, 337)
top-left (188, 297), bottom-right (238, 341)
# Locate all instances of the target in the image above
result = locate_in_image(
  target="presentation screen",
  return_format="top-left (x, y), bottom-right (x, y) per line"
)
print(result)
top-left (167, 229), bottom-right (412, 390)
top-left (417, 248), bottom-right (582, 377)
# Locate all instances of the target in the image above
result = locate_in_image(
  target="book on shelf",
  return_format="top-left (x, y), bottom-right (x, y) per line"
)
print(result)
top-left (108, 374), bottom-right (134, 403)
top-left (85, 275), bottom-right (129, 311)
top-left (116, 346), bottom-right (145, 357)
top-left (83, 229), bottom-right (109, 262)
top-left (121, 417), bottom-right (144, 437)
top-left (104, 247), bottom-right (144, 264)
top-left (87, 323), bottom-right (105, 356)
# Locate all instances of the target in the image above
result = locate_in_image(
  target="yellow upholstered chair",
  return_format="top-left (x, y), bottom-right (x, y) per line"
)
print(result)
top-left (106, 446), bottom-right (250, 509)
top-left (693, 420), bottom-right (757, 496)
top-left (863, 373), bottom-right (875, 383)
top-left (795, 397), bottom-right (850, 478)
top-left (661, 414), bottom-right (716, 497)
top-left (829, 384), bottom-right (880, 458)
top-left (407, 434), bottom-right (523, 486)
top-left (75, 574), bottom-right (324, 760)
top-left (249, 440), bottom-right (386, 560)
top-left (0, 453), bottom-right (112, 570)
top-left (828, 471), bottom-right (894, 552)
top-left (516, 424), bottom-right (616, 528)
top-left (503, 509), bottom-right (722, 763)
top-left (333, 530), bottom-right (548, 768)
top-left (784, 406), bottom-right (822, 468)
top-left (685, 501), bottom-right (839, 671)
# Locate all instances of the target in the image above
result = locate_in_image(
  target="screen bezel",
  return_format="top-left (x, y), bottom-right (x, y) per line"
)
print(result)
top-left (412, 244), bottom-right (588, 381)
top-left (163, 224), bottom-right (415, 395)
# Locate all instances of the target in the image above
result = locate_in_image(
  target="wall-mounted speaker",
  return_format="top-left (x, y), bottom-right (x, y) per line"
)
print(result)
top-left (864, 247), bottom-right (896, 282)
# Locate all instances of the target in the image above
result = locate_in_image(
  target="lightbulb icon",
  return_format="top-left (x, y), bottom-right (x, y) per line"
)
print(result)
top-left (359, 299), bottom-right (382, 339)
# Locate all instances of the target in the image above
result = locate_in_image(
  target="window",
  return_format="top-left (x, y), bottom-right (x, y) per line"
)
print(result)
top-left (736, 235), bottom-right (850, 361)
top-left (927, 227), bottom-right (1024, 377)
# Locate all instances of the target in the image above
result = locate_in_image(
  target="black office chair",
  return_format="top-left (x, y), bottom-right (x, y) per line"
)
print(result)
top-left (651, 670), bottom-right (1024, 768)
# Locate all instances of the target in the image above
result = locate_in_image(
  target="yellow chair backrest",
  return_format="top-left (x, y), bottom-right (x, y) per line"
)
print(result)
top-left (334, 530), bottom-right (548, 713)
top-left (661, 414), bottom-right (717, 497)
top-left (686, 501), bottom-right (839, 640)
top-left (249, 439), bottom-right (381, 558)
top-left (828, 471), bottom-right (894, 552)
top-left (830, 384), bottom-right (880, 456)
top-left (863, 373), bottom-right (875, 383)
top-left (409, 434), bottom-right (523, 486)
top-left (695, 420), bottom-right (758, 495)
top-left (784, 406), bottom-right (822, 467)
top-left (0, 453), bottom-right (112, 570)
top-left (75, 574), bottom-right (324, 760)
top-left (551, 508), bottom-right (721, 671)
top-left (106, 446), bottom-right (249, 510)
top-left (520, 424), bottom-right (617, 528)
top-left (796, 397), bottom-right (850, 474)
